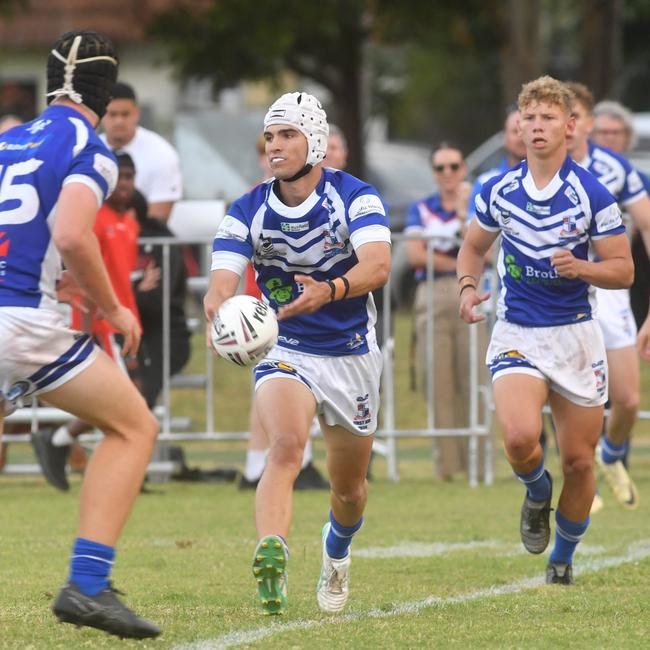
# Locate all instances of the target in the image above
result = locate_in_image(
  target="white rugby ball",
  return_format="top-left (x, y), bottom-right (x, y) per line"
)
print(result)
top-left (211, 295), bottom-right (278, 366)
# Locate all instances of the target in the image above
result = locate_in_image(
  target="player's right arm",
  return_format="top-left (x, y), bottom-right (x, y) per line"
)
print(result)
top-left (52, 183), bottom-right (141, 356)
top-left (456, 219), bottom-right (498, 323)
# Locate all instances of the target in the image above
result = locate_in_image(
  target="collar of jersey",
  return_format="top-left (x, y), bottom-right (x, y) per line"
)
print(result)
top-left (266, 179), bottom-right (323, 218)
top-left (521, 156), bottom-right (570, 201)
top-left (44, 103), bottom-right (93, 130)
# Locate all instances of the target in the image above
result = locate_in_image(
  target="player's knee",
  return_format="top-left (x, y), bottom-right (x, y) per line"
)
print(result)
top-left (501, 422), bottom-right (539, 461)
top-left (268, 434), bottom-right (304, 470)
top-left (331, 481), bottom-right (367, 508)
top-left (561, 453), bottom-right (593, 478)
top-left (611, 390), bottom-right (640, 415)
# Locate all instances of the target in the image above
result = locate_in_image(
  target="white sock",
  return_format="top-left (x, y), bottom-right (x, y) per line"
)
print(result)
top-left (244, 449), bottom-right (267, 481)
top-left (52, 425), bottom-right (74, 447)
top-left (301, 437), bottom-right (313, 469)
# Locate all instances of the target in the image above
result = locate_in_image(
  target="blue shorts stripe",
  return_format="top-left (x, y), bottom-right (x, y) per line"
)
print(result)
top-left (489, 354), bottom-right (537, 377)
top-left (28, 334), bottom-right (92, 384)
top-left (32, 336), bottom-right (94, 390)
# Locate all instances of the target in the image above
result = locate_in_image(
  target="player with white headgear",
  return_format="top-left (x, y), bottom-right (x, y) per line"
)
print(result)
top-left (205, 90), bottom-right (391, 614)
top-left (0, 30), bottom-right (160, 638)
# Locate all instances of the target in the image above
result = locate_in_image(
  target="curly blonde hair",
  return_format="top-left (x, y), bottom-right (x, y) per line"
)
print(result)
top-left (518, 76), bottom-right (573, 115)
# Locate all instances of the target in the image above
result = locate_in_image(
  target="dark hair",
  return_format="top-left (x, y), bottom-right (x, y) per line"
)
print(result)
top-left (111, 81), bottom-right (137, 103)
top-left (47, 30), bottom-right (118, 118)
top-left (114, 150), bottom-right (136, 170)
top-left (430, 141), bottom-right (464, 161)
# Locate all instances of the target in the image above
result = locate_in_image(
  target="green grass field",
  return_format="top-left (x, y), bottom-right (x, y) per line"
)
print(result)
top-left (2, 312), bottom-right (650, 648)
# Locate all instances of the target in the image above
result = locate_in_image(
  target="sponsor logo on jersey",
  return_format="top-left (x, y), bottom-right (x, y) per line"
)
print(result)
top-left (505, 254), bottom-right (522, 281)
top-left (596, 204), bottom-right (622, 232)
top-left (349, 193), bottom-right (385, 221)
top-left (256, 236), bottom-right (276, 259)
top-left (502, 180), bottom-right (519, 195)
top-left (346, 332), bottom-right (365, 350)
top-left (277, 335), bottom-right (300, 346)
top-left (0, 231), bottom-right (10, 280)
top-left (523, 265), bottom-right (562, 285)
top-left (265, 277), bottom-right (293, 304)
top-left (353, 393), bottom-right (372, 430)
top-left (0, 140), bottom-right (45, 151)
top-left (280, 221), bottom-right (309, 233)
top-left (93, 152), bottom-right (118, 194)
top-left (216, 215), bottom-right (248, 242)
top-left (526, 201), bottom-right (551, 216)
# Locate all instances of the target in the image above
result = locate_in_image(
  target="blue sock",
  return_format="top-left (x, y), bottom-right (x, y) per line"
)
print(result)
top-left (69, 537), bottom-right (115, 596)
top-left (600, 435), bottom-right (627, 465)
top-left (549, 510), bottom-right (589, 565)
top-left (326, 511), bottom-right (363, 559)
top-left (514, 460), bottom-right (550, 502)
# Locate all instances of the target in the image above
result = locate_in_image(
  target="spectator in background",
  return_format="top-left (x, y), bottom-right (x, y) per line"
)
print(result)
top-left (591, 100), bottom-right (650, 330)
top-left (32, 153), bottom-right (159, 490)
top-left (325, 124), bottom-right (348, 170)
top-left (132, 189), bottom-right (191, 408)
top-left (0, 113), bottom-right (22, 134)
top-left (405, 142), bottom-right (488, 481)
top-left (101, 82), bottom-right (182, 223)
top-left (566, 82), bottom-right (650, 511)
top-left (468, 106), bottom-right (527, 221)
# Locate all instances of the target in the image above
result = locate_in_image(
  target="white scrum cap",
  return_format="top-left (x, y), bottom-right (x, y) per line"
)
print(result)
top-left (263, 91), bottom-right (329, 167)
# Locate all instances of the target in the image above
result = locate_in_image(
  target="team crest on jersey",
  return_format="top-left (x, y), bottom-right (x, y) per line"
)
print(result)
top-left (322, 227), bottom-right (347, 256)
top-left (564, 186), bottom-right (579, 205)
top-left (353, 393), bottom-right (372, 430)
top-left (559, 215), bottom-right (583, 239)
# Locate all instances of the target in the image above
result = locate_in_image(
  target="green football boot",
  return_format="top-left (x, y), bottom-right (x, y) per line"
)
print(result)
top-left (252, 535), bottom-right (288, 615)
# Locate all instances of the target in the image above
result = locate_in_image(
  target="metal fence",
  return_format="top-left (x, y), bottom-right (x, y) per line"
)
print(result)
top-left (14, 231), bottom-right (638, 486)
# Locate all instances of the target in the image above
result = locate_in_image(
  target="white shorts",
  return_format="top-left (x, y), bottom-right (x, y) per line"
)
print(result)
top-left (253, 345), bottom-right (383, 436)
top-left (0, 307), bottom-right (99, 414)
top-left (486, 319), bottom-right (608, 407)
top-left (595, 288), bottom-right (637, 350)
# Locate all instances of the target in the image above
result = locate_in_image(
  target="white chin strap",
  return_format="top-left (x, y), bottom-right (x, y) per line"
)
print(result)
top-left (45, 35), bottom-right (118, 105)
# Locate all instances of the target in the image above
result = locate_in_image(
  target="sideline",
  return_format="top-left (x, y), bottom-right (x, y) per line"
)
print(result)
top-left (173, 540), bottom-right (650, 650)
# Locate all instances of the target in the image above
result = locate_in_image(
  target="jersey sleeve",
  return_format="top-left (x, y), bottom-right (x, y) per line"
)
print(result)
top-left (61, 121), bottom-right (118, 207)
top-left (474, 179), bottom-right (500, 232)
top-left (467, 178), bottom-right (483, 221)
top-left (619, 158), bottom-right (647, 207)
top-left (211, 198), bottom-right (254, 275)
top-left (588, 183), bottom-right (625, 239)
top-left (346, 185), bottom-right (391, 249)
top-left (404, 200), bottom-right (424, 235)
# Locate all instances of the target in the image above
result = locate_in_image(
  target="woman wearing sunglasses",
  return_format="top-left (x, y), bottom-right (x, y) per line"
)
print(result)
top-left (405, 142), bottom-right (485, 481)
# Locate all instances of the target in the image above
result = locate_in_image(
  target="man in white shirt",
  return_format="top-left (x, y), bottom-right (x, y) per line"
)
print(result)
top-left (101, 82), bottom-right (182, 222)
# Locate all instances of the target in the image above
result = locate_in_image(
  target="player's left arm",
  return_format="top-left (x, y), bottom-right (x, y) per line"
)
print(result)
top-left (551, 233), bottom-right (634, 289)
top-left (624, 194), bottom-right (650, 258)
top-left (277, 241), bottom-right (390, 321)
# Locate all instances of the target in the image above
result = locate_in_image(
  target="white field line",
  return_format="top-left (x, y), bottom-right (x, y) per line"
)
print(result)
top-left (173, 540), bottom-right (650, 650)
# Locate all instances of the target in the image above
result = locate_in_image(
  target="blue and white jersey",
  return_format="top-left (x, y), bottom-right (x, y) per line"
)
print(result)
top-left (475, 155), bottom-right (624, 327)
top-left (0, 105), bottom-right (117, 309)
top-left (212, 168), bottom-right (390, 356)
top-left (579, 142), bottom-right (646, 206)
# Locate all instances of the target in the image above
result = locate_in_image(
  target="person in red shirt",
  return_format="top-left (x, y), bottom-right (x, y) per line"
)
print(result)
top-left (32, 152), bottom-right (158, 489)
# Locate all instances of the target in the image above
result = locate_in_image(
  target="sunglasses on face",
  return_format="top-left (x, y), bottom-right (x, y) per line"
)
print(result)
top-left (434, 162), bottom-right (462, 173)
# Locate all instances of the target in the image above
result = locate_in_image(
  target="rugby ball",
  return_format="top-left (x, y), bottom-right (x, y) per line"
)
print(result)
top-left (211, 295), bottom-right (278, 366)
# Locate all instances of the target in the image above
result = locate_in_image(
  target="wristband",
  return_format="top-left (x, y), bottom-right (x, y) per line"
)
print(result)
top-left (459, 283), bottom-right (477, 296)
top-left (458, 274), bottom-right (477, 285)
top-left (325, 279), bottom-right (337, 302)
top-left (340, 276), bottom-right (350, 299)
